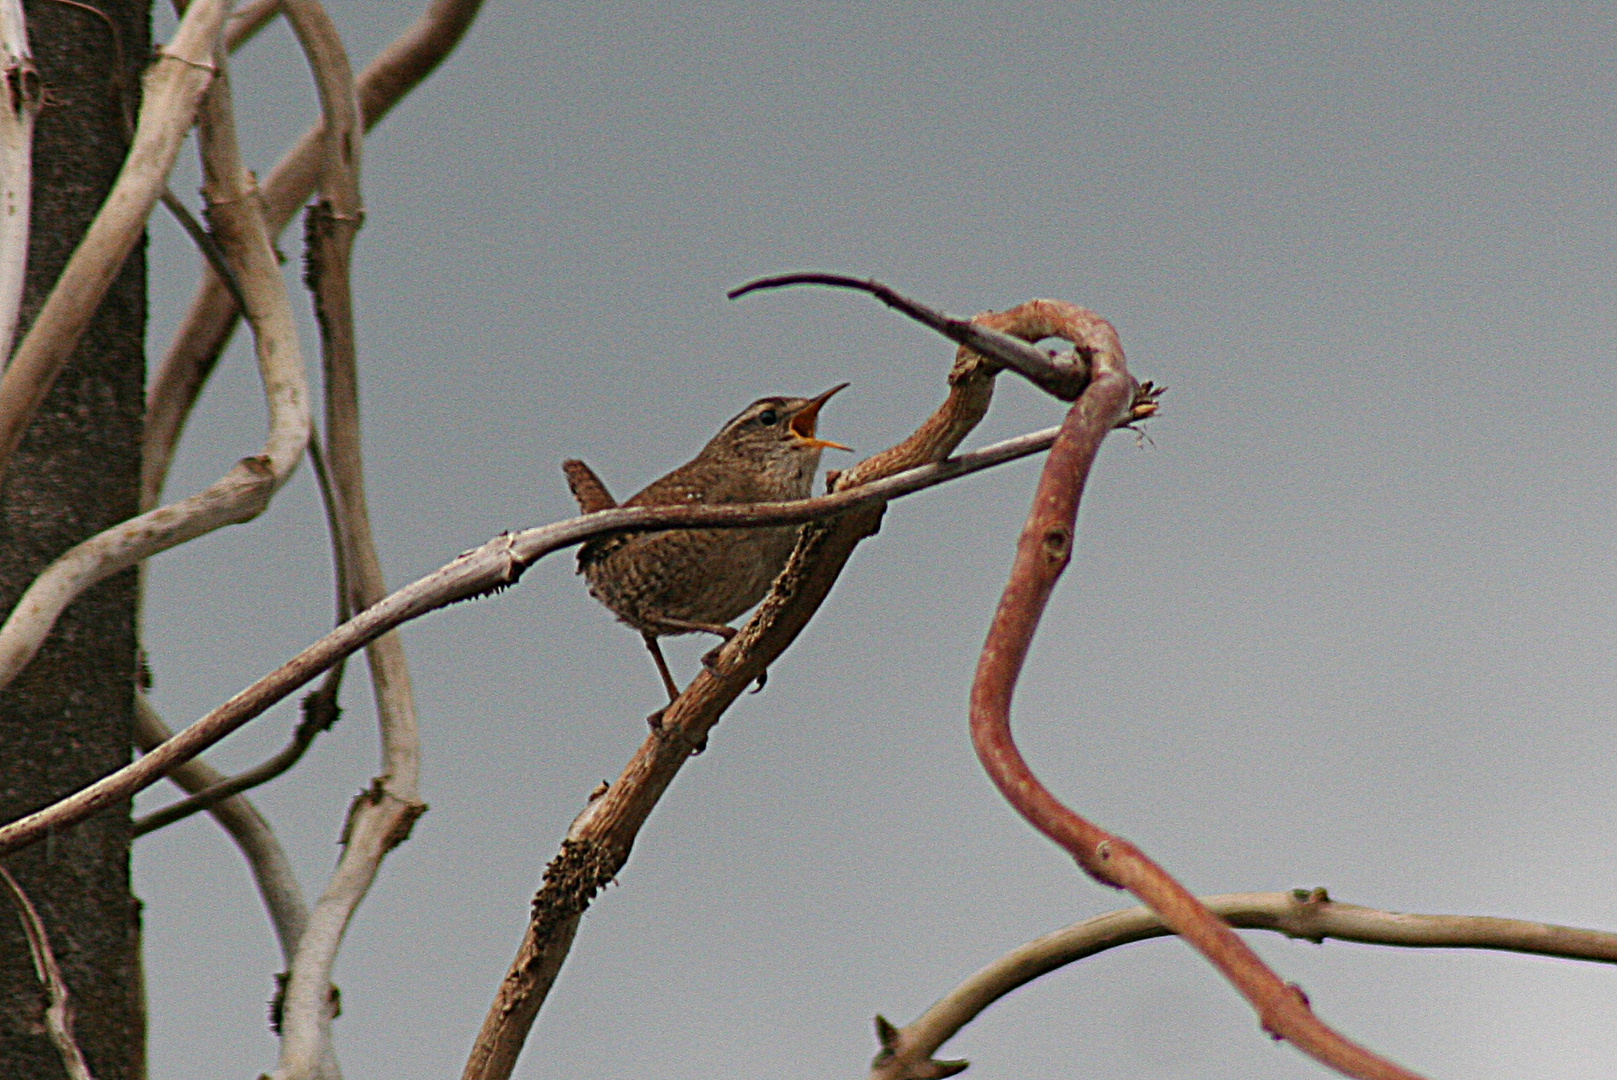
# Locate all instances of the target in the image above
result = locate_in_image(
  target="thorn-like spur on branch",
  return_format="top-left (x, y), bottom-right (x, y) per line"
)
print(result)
top-left (0, 421), bottom-right (1066, 861)
top-left (967, 314), bottom-right (1423, 1079)
top-left (0, 866), bottom-right (95, 1080)
top-left (461, 296), bottom-right (1111, 1080)
top-left (866, 888), bottom-right (1617, 1080)
top-left (729, 273), bottom-right (1096, 400)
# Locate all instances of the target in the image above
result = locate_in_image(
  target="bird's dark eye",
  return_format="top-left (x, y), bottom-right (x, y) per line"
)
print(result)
top-left (756, 409), bottom-right (779, 426)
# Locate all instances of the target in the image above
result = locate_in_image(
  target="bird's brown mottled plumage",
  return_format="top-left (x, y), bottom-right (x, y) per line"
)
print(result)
top-left (565, 386), bottom-right (849, 700)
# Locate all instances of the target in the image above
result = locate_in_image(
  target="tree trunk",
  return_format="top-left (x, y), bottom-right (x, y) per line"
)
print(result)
top-left (0, 2), bottom-right (151, 1078)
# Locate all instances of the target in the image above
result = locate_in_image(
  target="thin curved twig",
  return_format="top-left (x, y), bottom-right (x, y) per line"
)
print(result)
top-left (0, 866), bottom-right (94, 1080)
top-left (132, 695), bottom-right (311, 960)
top-left (868, 888), bottom-right (1617, 1079)
top-left (132, 687), bottom-right (341, 836)
top-left (133, 435), bottom-right (350, 836)
top-left (967, 305), bottom-right (1423, 1080)
top-left (157, 188), bottom-right (249, 311)
top-left (0, 423), bottom-right (1070, 859)
top-left (0, 0), bottom-right (227, 479)
top-left (142, 0), bottom-right (484, 510)
top-left (730, 273), bottom-right (1093, 400)
top-left (0, 0), bottom-right (42, 360)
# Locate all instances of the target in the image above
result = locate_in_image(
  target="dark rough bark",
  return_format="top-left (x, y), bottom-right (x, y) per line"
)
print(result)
top-left (0, 2), bottom-right (151, 1079)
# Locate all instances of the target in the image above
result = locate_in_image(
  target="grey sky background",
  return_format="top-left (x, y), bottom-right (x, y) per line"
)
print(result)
top-left (128, 2), bottom-right (1612, 1077)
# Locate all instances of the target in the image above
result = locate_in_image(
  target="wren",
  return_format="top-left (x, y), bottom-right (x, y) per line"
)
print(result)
top-left (564, 385), bottom-right (849, 701)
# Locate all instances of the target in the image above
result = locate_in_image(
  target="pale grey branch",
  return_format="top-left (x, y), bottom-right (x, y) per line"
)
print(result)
top-left (133, 695), bottom-right (311, 961)
top-left (143, 0), bottom-right (484, 509)
top-left (0, 27), bottom-right (315, 694)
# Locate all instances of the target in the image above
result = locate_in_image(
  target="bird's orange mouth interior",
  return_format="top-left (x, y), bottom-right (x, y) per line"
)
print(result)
top-left (790, 383), bottom-right (852, 451)
top-left (789, 410), bottom-right (820, 439)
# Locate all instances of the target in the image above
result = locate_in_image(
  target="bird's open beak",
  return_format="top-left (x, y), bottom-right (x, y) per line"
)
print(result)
top-left (789, 383), bottom-right (852, 451)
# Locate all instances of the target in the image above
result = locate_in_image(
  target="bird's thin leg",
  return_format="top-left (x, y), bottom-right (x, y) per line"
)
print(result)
top-left (642, 633), bottom-right (681, 703)
top-left (652, 615), bottom-right (737, 640)
top-left (648, 617), bottom-right (768, 694)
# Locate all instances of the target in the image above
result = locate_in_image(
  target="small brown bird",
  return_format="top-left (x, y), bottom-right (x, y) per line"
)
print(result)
top-left (564, 385), bottom-right (850, 701)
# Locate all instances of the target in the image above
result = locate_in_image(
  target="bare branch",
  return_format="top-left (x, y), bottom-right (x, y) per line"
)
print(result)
top-left (143, 0), bottom-right (484, 510)
top-left (132, 695), bottom-right (311, 962)
top-left (188, 43), bottom-right (360, 1080)
top-left (132, 431), bottom-right (348, 834)
top-left (0, 423), bottom-right (1065, 860)
top-left (225, 0), bottom-right (281, 51)
top-left (0, 0), bottom-right (42, 360)
top-left (0, 459), bottom-right (275, 688)
top-left (132, 688), bottom-right (340, 836)
top-left (353, 0), bottom-right (483, 129)
top-left (868, 889), bottom-right (1617, 1080)
top-left (156, 188), bottom-right (249, 311)
top-left (281, 0), bottom-right (361, 214)
top-left (730, 274), bottom-right (1094, 400)
top-left (0, 866), bottom-right (96, 1080)
top-left (967, 303), bottom-right (1422, 1080)
top-left (0, 0), bottom-right (228, 480)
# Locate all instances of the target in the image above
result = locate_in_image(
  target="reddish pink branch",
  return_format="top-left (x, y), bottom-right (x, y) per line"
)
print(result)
top-left (968, 307), bottom-right (1427, 1080)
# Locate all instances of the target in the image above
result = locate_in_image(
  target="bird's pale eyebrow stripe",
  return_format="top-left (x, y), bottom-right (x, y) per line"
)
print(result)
top-left (724, 397), bottom-right (790, 428)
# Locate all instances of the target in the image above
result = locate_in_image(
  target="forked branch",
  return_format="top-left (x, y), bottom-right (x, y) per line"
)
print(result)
top-left (143, 0), bottom-right (485, 508)
top-left (730, 273), bottom-right (1095, 400)
top-left (132, 696), bottom-right (311, 962)
top-left (269, 6), bottom-right (430, 1077)
top-left (0, 11), bottom-right (313, 693)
